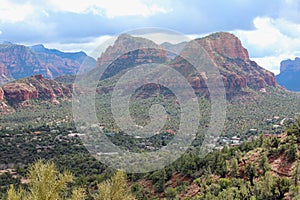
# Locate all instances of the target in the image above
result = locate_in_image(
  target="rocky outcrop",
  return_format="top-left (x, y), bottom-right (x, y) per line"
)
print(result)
top-left (223, 73), bottom-right (247, 93)
top-left (0, 44), bottom-right (41, 82)
top-left (3, 83), bottom-right (38, 102)
top-left (198, 32), bottom-right (249, 60)
top-left (101, 48), bottom-right (168, 79)
top-left (97, 34), bottom-right (159, 67)
top-left (280, 57), bottom-right (300, 73)
top-left (166, 32), bottom-right (276, 97)
top-left (95, 34), bottom-right (168, 79)
top-left (2, 74), bottom-right (72, 106)
top-left (195, 32), bottom-right (276, 94)
top-left (276, 57), bottom-right (300, 91)
top-left (95, 32), bottom-right (277, 99)
top-left (0, 44), bottom-right (96, 85)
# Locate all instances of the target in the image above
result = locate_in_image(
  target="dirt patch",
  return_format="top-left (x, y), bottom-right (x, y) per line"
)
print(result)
top-left (269, 154), bottom-right (294, 177)
top-left (139, 179), bottom-right (156, 195)
top-left (166, 172), bottom-right (191, 188)
top-left (183, 182), bottom-right (200, 197)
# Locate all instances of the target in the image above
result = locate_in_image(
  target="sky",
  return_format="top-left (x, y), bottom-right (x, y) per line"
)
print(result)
top-left (1, 0), bottom-right (300, 75)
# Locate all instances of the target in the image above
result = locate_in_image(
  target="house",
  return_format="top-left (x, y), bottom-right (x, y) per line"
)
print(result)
top-left (273, 116), bottom-right (280, 120)
top-left (273, 125), bottom-right (281, 129)
top-left (231, 136), bottom-right (241, 141)
top-left (166, 129), bottom-right (176, 135)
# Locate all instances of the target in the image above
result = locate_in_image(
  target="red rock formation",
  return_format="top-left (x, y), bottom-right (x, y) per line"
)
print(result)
top-left (198, 32), bottom-right (249, 60)
top-left (95, 32), bottom-right (277, 99)
top-left (184, 32), bottom-right (276, 94)
top-left (95, 34), bottom-right (167, 80)
top-left (223, 73), bottom-right (247, 93)
top-left (2, 75), bottom-right (72, 105)
top-left (99, 47), bottom-right (168, 79)
top-left (97, 34), bottom-right (159, 67)
top-left (3, 83), bottom-right (38, 102)
top-left (247, 75), bottom-right (266, 90)
top-left (0, 44), bottom-right (41, 82)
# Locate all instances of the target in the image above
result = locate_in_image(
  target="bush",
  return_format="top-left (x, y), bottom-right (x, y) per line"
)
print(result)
top-left (165, 187), bottom-right (177, 199)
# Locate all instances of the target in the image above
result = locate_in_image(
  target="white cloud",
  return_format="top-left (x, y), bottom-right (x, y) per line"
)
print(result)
top-left (235, 18), bottom-right (287, 53)
top-left (0, 0), bottom-right (34, 23)
top-left (234, 17), bottom-right (300, 74)
top-left (252, 55), bottom-right (299, 75)
top-left (0, 0), bottom-right (171, 25)
top-left (101, 1), bottom-right (171, 18)
top-left (47, 0), bottom-right (170, 17)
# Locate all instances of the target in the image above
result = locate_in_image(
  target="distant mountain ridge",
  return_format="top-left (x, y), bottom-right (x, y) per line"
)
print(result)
top-left (0, 32), bottom-right (280, 107)
top-left (0, 43), bottom-right (96, 85)
top-left (30, 44), bottom-right (93, 63)
top-left (276, 57), bottom-right (300, 91)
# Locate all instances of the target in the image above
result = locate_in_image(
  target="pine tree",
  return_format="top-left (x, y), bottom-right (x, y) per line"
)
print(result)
top-left (275, 177), bottom-right (290, 199)
top-left (245, 162), bottom-right (257, 186)
top-left (293, 161), bottom-right (300, 186)
top-left (229, 158), bottom-right (239, 178)
top-left (255, 172), bottom-right (274, 199)
top-left (216, 156), bottom-right (228, 178)
top-left (258, 152), bottom-right (270, 175)
top-left (291, 161), bottom-right (300, 197)
top-left (287, 135), bottom-right (298, 162)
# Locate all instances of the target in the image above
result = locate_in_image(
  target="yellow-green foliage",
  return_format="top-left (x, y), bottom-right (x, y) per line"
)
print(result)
top-left (7, 160), bottom-right (85, 200)
top-left (7, 185), bottom-right (23, 200)
top-left (7, 161), bottom-right (137, 200)
top-left (94, 171), bottom-right (136, 200)
top-left (67, 188), bottom-right (86, 200)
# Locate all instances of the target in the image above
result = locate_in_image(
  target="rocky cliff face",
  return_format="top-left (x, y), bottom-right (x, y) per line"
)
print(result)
top-left (0, 44), bottom-right (96, 85)
top-left (198, 32), bottom-right (249, 60)
top-left (0, 44), bottom-right (41, 83)
top-left (1, 75), bottom-right (72, 106)
top-left (280, 57), bottom-right (300, 73)
top-left (167, 32), bottom-right (276, 97)
top-left (95, 32), bottom-right (277, 99)
top-left (276, 57), bottom-right (300, 91)
top-left (3, 83), bottom-right (38, 102)
top-left (97, 34), bottom-right (159, 67)
top-left (96, 34), bottom-right (167, 79)
top-left (196, 32), bottom-right (276, 94)
top-left (101, 48), bottom-right (168, 79)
